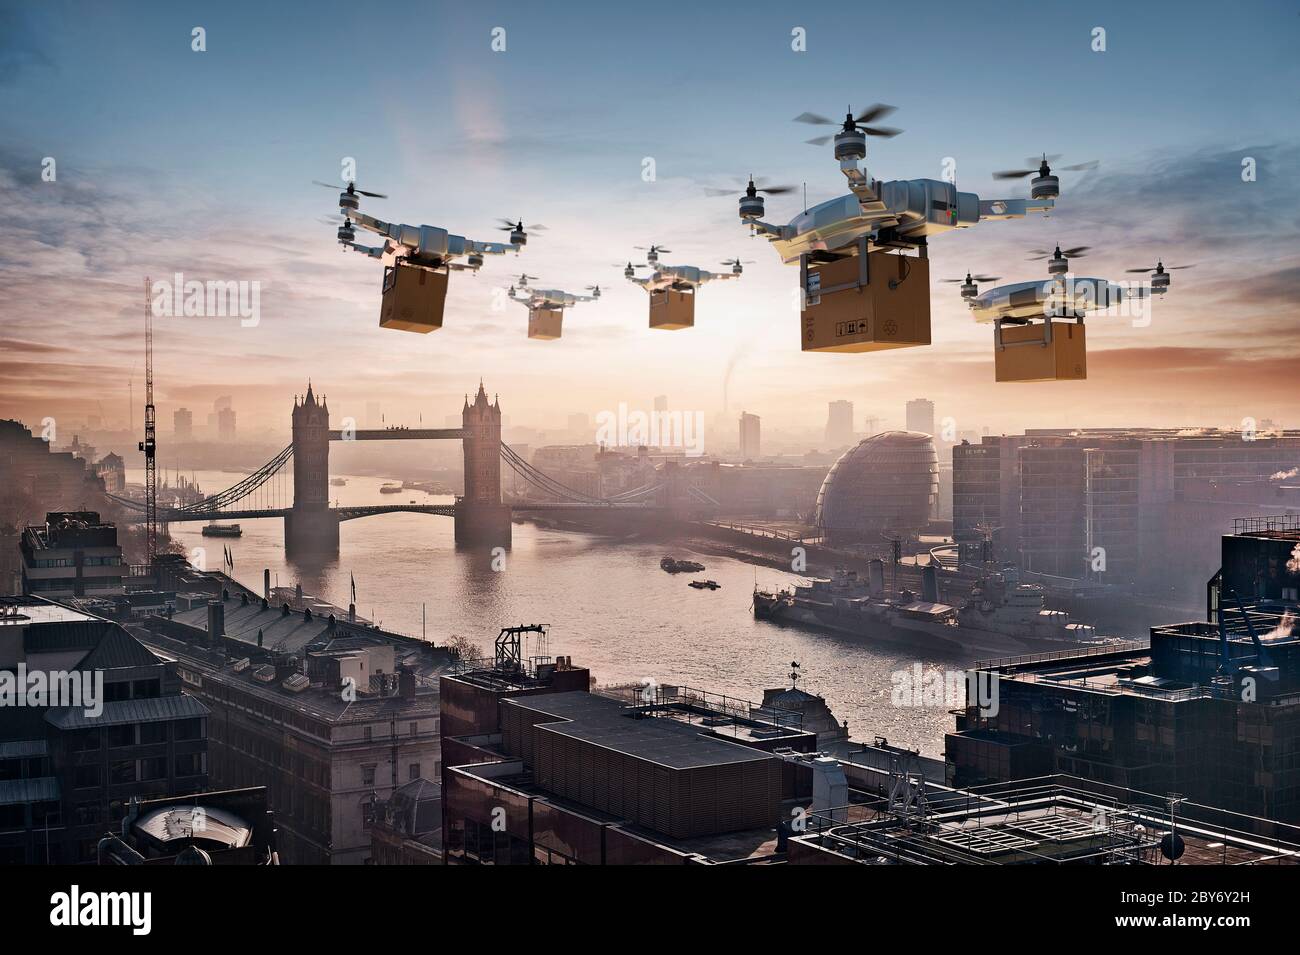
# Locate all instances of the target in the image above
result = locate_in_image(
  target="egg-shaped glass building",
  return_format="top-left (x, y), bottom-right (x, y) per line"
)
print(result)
top-left (814, 431), bottom-right (938, 546)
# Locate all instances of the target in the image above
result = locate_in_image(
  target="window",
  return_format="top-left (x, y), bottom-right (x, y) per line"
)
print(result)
top-left (409, 763), bottom-right (420, 781)
top-left (409, 721), bottom-right (418, 737)
top-left (175, 753), bottom-right (203, 778)
top-left (174, 718), bottom-right (203, 741)
top-left (364, 726), bottom-right (372, 742)
top-left (107, 724), bottom-right (135, 748)
top-left (361, 765), bottom-right (376, 787)
top-left (73, 765), bottom-right (101, 789)
top-left (109, 761), bottom-right (136, 785)
top-left (138, 722), bottom-right (167, 745)
top-left (70, 730), bottom-right (101, 752)
top-left (139, 757), bottom-right (167, 781)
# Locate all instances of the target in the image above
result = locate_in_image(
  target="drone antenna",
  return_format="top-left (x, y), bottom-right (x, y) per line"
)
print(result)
top-left (802, 182), bottom-right (807, 214)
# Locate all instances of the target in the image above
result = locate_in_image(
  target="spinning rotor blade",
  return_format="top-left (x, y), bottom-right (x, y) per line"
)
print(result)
top-left (312, 180), bottom-right (387, 198)
top-left (854, 103), bottom-right (897, 125)
top-left (793, 111), bottom-right (835, 126)
top-left (1060, 159), bottom-right (1100, 172)
top-left (994, 168), bottom-right (1038, 180)
top-left (1126, 264), bottom-right (1195, 272)
top-left (804, 136), bottom-right (833, 147)
top-left (859, 125), bottom-right (902, 138)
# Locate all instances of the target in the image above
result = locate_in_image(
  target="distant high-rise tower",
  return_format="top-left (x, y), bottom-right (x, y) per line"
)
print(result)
top-left (173, 408), bottom-right (193, 441)
top-left (217, 407), bottom-right (237, 441)
top-left (906, 398), bottom-right (936, 437)
top-left (825, 401), bottom-right (854, 448)
top-left (739, 412), bottom-right (761, 461)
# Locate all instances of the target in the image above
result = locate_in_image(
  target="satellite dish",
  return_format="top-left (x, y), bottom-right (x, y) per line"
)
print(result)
top-left (1159, 832), bottom-right (1185, 861)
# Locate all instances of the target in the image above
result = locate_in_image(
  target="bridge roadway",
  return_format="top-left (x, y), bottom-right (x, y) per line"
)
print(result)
top-left (137, 500), bottom-right (660, 523)
top-left (327, 428), bottom-right (467, 441)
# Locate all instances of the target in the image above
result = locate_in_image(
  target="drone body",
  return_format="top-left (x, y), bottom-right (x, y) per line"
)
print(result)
top-left (620, 249), bottom-right (742, 331)
top-left (732, 107), bottom-right (1085, 354)
top-left (951, 246), bottom-right (1173, 382)
top-left (508, 277), bottom-right (601, 340)
top-left (318, 181), bottom-right (543, 333)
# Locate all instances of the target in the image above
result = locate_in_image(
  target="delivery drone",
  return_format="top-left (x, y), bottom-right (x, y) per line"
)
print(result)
top-left (731, 105), bottom-right (1094, 263)
top-left (316, 181), bottom-right (543, 272)
top-left (946, 246), bottom-right (1181, 381)
top-left (507, 275), bottom-right (602, 340)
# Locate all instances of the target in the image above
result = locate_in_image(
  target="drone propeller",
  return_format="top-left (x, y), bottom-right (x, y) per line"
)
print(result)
top-left (1028, 246), bottom-right (1090, 260)
top-left (515, 273), bottom-right (539, 285)
top-left (993, 157), bottom-right (1098, 180)
top-left (497, 218), bottom-right (548, 233)
top-left (720, 258), bottom-right (755, 267)
top-left (634, 244), bottom-right (673, 253)
top-left (941, 275), bottom-right (999, 283)
top-left (585, 285), bottom-right (602, 293)
top-left (796, 103), bottom-right (901, 145)
top-left (704, 176), bottom-right (796, 197)
top-left (1126, 263), bottom-right (1195, 272)
top-left (312, 180), bottom-right (388, 198)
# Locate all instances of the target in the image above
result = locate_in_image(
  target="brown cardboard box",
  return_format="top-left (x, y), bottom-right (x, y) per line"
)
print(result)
top-left (379, 262), bottom-right (448, 333)
top-left (994, 320), bottom-right (1087, 382)
top-left (527, 307), bottom-right (564, 340)
top-left (649, 288), bottom-right (695, 330)
top-left (800, 251), bottom-right (931, 353)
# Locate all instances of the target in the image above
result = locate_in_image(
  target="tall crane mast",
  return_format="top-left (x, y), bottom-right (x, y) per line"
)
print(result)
top-left (138, 277), bottom-right (158, 564)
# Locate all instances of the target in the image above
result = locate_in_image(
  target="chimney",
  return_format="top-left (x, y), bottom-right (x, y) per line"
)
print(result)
top-left (348, 603), bottom-right (356, 623)
top-left (398, 665), bottom-right (416, 700)
top-left (263, 568), bottom-right (270, 600)
top-left (295, 582), bottom-right (303, 607)
top-left (206, 600), bottom-right (225, 643)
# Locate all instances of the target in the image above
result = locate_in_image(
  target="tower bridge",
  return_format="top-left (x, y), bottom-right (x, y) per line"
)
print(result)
top-left (110, 382), bottom-right (712, 558)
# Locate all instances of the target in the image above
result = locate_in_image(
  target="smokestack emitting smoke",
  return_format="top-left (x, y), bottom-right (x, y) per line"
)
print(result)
top-left (1288, 542), bottom-right (1300, 576)
top-left (1271, 467), bottom-right (1299, 481)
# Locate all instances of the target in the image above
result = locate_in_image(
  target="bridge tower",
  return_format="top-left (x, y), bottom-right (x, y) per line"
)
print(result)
top-left (454, 381), bottom-right (512, 547)
top-left (286, 383), bottom-right (339, 557)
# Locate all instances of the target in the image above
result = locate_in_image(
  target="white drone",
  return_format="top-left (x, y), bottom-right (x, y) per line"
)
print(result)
top-left (731, 105), bottom-right (1096, 262)
top-left (618, 244), bottom-right (746, 291)
top-left (950, 245), bottom-right (1184, 324)
top-left (317, 181), bottom-right (543, 272)
top-left (508, 274), bottom-right (602, 309)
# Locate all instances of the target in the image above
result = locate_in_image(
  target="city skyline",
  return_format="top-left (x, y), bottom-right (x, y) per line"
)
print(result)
top-left (2, 2), bottom-right (1298, 436)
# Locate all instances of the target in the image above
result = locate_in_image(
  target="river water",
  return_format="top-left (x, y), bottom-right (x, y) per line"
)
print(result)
top-left (136, 468), bottom-right (964, 756)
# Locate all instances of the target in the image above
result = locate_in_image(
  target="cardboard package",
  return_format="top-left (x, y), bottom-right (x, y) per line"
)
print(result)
top-left (649, 288), bottom-right (695, 330)
top-left (994, 320), bottom-right (1087, 382)
top-left (527, 307), bottom-right (564, 340)
top-left (800, 251), bottom-right (931, 353)
top-left (379, 263), bottom-right (448, 333)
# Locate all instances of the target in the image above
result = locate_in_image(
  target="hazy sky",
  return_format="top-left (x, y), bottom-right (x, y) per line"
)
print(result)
top-left (2, 0), bottom-right (1298, 442)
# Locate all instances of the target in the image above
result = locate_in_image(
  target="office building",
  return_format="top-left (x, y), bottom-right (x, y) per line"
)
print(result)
top-left (825, 400), bottom-right (854, 449)
top-left (173, 408), bottom-right (193, 441)
top-left (739, 412), bottom-right (761, 461)
top-left (905, 398), bottom-right (935, 437)
top-left (947, 518), bottom-right (1300, 824)
top-left (0, 597), bottom-right (210, 864)
top-left (952, 428), bottom-right (1300, 597)
top-left (21, 511), bottom-right (125, 598)
top-left (138, 585), bottom-right (456, 864)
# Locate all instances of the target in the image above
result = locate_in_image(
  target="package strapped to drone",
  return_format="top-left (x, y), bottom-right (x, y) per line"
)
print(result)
top-left (800, 246), bottom-right (931, 352)
top-left (649, 287), bottom-right (696, 330)
top-left (379, 262), bottom-right (448, 333)
top-left (527, 306), bottom-right (565, 340)
top-left (994, 319), bottom-right (1087, 382)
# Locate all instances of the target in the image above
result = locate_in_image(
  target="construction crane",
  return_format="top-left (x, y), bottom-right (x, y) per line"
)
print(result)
top-left (138, 277), bottom-right (158, 564)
